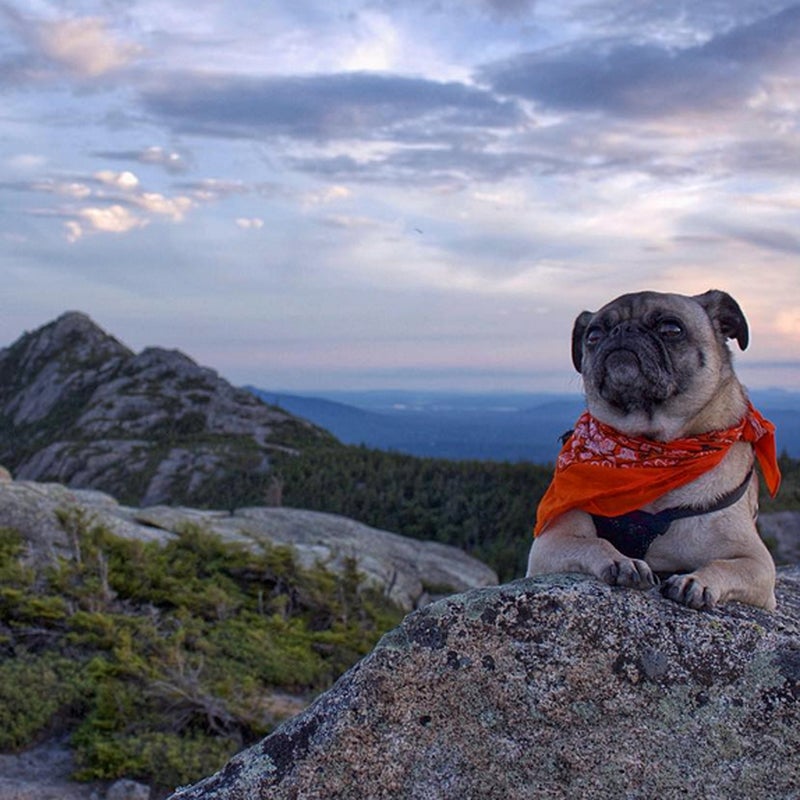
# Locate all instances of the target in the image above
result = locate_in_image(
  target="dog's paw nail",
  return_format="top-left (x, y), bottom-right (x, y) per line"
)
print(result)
top-left (701, 587), bottom-right (717, 610)
top-left (600, 562), bottom-right (619, 585)
top-left (599, 558), bottom-right (656, 589)
top-left (661, 574), bottom-right (717, 610)
top-left (633, 559), bottom-right (656, 588)
top-left (660, 576), bottom-right (682, 602)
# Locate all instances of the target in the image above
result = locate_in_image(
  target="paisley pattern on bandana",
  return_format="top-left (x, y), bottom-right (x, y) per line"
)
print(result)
top-left (557, 411), bottom-right (770, 471)
top-left (534, 403), bottom-right (781, 537)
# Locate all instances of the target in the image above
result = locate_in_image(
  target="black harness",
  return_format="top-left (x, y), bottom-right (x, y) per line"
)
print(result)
top-left (591, 466), bottom-right (755, 560)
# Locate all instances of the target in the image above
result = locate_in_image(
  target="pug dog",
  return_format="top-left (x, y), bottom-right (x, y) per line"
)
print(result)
top-left (527, 290), bottom-right (779, 610)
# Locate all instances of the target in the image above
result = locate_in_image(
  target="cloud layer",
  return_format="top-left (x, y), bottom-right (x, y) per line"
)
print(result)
top-left (0, 0), bottom-right (798, 391)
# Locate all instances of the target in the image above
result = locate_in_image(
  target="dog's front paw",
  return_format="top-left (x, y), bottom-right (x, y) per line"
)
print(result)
top-left (598, 557), bottom-right (657, 589)
top-left (661, 574), bottom-right (719, 610)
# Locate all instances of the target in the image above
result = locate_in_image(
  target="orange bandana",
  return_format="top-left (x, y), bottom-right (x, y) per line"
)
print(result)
top-left (534, 403), bottom-right (781, 536)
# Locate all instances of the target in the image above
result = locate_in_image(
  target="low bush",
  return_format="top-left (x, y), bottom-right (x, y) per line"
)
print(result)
top-left (0, 511), bottom-right (403, 792)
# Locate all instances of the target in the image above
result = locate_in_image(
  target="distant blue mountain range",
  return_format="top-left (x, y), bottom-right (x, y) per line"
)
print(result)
top-left (247, 387), bottom-right (800, 464)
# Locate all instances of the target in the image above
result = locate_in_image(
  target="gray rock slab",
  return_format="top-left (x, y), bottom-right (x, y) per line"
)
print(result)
top-left (0, 481), bottom-right (175, 564)
top-left (134, 505), bottom-right (499, 610)
top-left (0, 481), bottom-right (497, 611)
top-left (168, 568), bottom-right (800, 800)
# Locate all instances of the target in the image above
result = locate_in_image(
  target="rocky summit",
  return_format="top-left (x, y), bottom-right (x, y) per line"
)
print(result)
top-left (0, 312), bottom-right (328, 506)
top-left (169, 570), bottom-right (800, 800)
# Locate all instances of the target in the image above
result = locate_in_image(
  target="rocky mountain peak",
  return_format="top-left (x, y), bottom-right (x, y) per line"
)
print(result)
top-left (0, 312), bottom-right (131, 427)
top-left (9, 311), bottom-right (131, 374)
top-left (52, 309), bottom-right (112, 334)
top-left (0, 312), bottom-right (329, 507)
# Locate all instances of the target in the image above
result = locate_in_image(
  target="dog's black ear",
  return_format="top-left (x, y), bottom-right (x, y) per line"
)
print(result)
top-left (694, 290), bottom-right (749, 350)
top-left (571, 310), bottom-right (595, 372)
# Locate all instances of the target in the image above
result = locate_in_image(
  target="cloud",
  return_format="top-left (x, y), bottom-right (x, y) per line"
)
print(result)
top-left (236, 218), bottom-right (264, 230)
top-left (303, 185), bottom-right (352, 207)
top-left (30, 179), bottom-right (92, 199)
top-left (10, 166), bottom-right (199, 238)
top-left (724, 224), bottom-right (800, 255)
top-left (338, 10), bottom-right (401, 72)
top-left (483, 0), bottom-right (537, 18)
top-left (140, 70), bottom-right (523, 141)
top-left (89, 172), bottom-right (194, 220)
top-left (34, 16), bottom-right (143, 78)
top-left (133, 192), bottom-right (194, 221)
top-left (726, 138), bottom-right (800, 177)
top-left (479, 4), bottom-right (800, 118)
top-left (319, 215), bottom-right (382, 230)
top-left (175, 178), bottom-right (253, 202)
top-left (557, 0), bottom-right (791, 44)
top-left (67, 204), bottom-right (148, 242)
top-left (94, 170), bottom-right (140, 190)
top-left (93, 146), bottom-right (191, 174)
top-left (63, 221), bottom-right (83, 244)
top-left (139, 146), bottom-right (189, 173)
top-left (6, 153), bottom-right (47, 171)
top-left (371, 0), bottom-right (537, 22)
top-left (289, 143), bottom-right (585, 187)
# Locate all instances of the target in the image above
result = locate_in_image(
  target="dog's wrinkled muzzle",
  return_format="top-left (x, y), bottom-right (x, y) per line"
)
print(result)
top-left (596, 330), bottom-right (674, 412)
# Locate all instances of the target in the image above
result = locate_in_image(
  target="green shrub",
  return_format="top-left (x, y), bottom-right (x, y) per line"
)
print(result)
top-left (0, 508), bottom-right (404, 792)
top-left (0, 527), bottom-right (33, 587)
top-left (73, 730), bottom-right (238, 788)
top-left (0, 654), bottom-right (87, 749)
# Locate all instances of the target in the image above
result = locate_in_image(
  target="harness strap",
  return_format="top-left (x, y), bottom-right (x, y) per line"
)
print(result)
top-left (591, 466), bottom-right (755, 560)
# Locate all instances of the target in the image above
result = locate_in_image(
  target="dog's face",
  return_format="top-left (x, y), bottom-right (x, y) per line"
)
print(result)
top-left (572, 290), bottom-right (749, 439)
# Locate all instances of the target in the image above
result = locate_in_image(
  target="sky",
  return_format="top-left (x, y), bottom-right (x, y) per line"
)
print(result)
top-left (1, 0), bottom-right (799, 394)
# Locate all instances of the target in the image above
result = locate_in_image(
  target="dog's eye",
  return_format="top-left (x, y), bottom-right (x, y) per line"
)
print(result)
top-left (585, 327), bottom-right (604, 346)
top-left (658, 320), bottom-right (684, 339)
